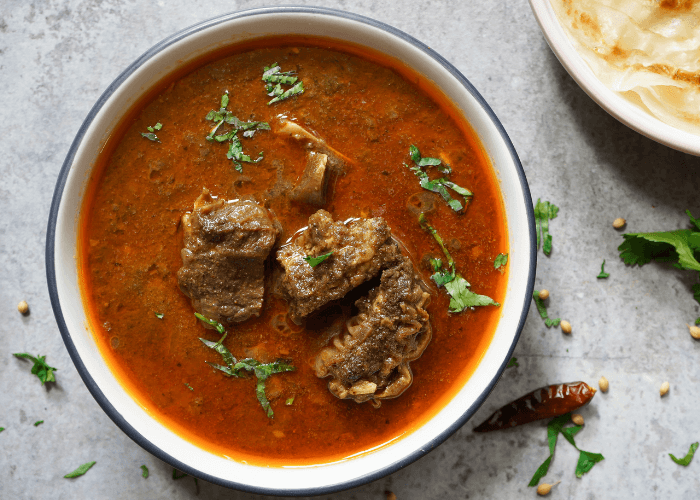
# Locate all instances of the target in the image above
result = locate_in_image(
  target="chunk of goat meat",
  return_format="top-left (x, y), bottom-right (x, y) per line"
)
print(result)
top-left (315, 258), bottom-right (432, 404)
top-left (276, 118), bottom-right (353, 168)
top-left (177, 189), bottom-right (279, 326)
top-left (289, 151), bottom-right (329, 207)
top-left (276, 210), bottom-right (402, 323)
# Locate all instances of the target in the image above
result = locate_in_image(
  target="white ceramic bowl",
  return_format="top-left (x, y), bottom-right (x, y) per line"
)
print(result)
top-left (529, 0), bottom-right (700, 156)
top-left (47, 6), bottom-right (536, 495)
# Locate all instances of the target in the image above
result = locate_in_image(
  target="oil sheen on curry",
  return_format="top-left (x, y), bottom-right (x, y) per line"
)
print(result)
top-left (80, 36), bottom-right (508, 465)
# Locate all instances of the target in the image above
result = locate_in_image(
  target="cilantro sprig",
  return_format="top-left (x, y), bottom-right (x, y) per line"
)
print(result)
top-left (140, 465), bottom-right (149, 478)
top-left (529, 414), bottom-right (604, 487)
top-left (534, 199), bottom-right (559, 256)
top-left (304, 251), bottom-right (333, 268)
top-left (262, 63), bottom-right (305, 105)
top-left (13, 353), bottom-right (57, 385)
top-left (533, 291), bottom-right (560, 328)
top-left (204, 92), bottom-right (269, 172)
top-left (506, 357), bottom-right (519, 369)
top-left (670, 442), bottom-right (699, 466)
top-left (406, 145), bottom-right (472, 212)
top-left (196, 314), bottom-right (294, 417)
top-left (597, 259), bottom-right (610, 279)
top-left (419, 213), bottom-right (499, 312)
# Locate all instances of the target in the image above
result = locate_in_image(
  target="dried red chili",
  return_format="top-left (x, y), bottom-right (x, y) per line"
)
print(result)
top-left (473, 381), bottom-right (596, 432)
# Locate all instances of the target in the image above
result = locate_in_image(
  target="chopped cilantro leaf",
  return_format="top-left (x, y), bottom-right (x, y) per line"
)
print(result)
top-left (304, 251), bottom-right (333, 267)
top-left (263, 63), bottom-right (304, 104)
top-left (575, 450), bottom-right (605, 478)
top-left (597, 260), bottom-right (610, 279)
top-left (200, 334), bottom-right (235, 369)
top-left (230, 359), bottom-right (295, 418)
top-left (184, 383), bottom-right (194, 391)
top-left (34, 420), bottom-right (43, 427)
top-left (154, 312), bottom-right (164, 319)
top-left (64, 461), bottom-right (96, 478)
top-left (140, 465), bottom-right (149, 478)
top-left (532, 291), bottom-right (560, 328)
top-left (0, 427), bottom-right (4, 433)
top-left (13, 353), bottom-right (57, 385)
top-left (153, 122), bottom-right (162, 131)
top-left (506, 357), bottom-right (519, 368)
top-left (194, 313), bottom-right (226, 335)
top-left (285, 397), bottom-right (295, 405)
top-left (407, 146), bottom-right (470, 212)
top-left (619, 229), bottom-right (700, 271)
top-left (693, 283), bottom-right (700, 306)
top-left (268, 81), bottom-right (304, 105)
top-left (670, 442), bottom-right (699, 466)
top-left (141, 132), bottom-right (159, 142)
top-left (534, 199), bottom-right (559, 256)
top-left (494, 253), bottom-right (508, 270)
top-left (172, 468), bottom-right (188, 480)
top-left (696, 317), bottom-right (700, 326)
top-left (419, 213), bottom-right (498, 311)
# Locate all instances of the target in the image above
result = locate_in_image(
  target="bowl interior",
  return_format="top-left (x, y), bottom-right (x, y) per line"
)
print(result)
top-left (48, 7), bottom-right (534, 495)
top-left (529, 0), bottom-right (700, 156)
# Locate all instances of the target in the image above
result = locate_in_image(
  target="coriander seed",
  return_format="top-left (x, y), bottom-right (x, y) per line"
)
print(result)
top-left (612, 217), bottom-right (626, 229)
top-left (599, 376), bottom-right (609, 393)
top-left (538, 289), bottom-right (550, 300)
top-left (660, 381), bottom-right (670, 397)
top-left (560, 320), bottom-right (572, 334)
top-left (688, 324), bottom-right (700, 340)
top-left (17, 300), bottom-right (29, 315)
top-left (571, 413), bottom-right (584, 425)
top-left (537, 481), bottom-right (560, 496)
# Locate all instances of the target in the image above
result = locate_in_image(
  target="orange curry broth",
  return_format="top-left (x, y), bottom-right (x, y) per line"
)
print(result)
top-left (79, 35), bottom-right (508, 466)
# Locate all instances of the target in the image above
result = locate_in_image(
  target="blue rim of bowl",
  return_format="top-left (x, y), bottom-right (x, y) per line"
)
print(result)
top-left (46, 5), bottom-right (536, 497)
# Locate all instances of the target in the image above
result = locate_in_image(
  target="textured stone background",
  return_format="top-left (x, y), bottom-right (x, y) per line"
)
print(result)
top-left (1, 1), bottom-right (699, 499)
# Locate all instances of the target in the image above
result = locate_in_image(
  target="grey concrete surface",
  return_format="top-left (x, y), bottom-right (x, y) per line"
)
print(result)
top-left (1, 1), bottom-right (699, 499)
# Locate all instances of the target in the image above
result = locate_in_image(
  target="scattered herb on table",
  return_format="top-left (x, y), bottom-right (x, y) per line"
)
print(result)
top-left (532, 290), bottom-right (561, 327)
top-left (204, 92), bottom-right (269, 171)
top-left (419, 213), bottom-right (499, 312)
top-left (473, 381), bottom-right (596, 433)
top-left (262, 62), bottom-right (305, 105)
top-left (534, 199), bottom-right (559, 256)
top-left (141, 122), bottom-right (162, 142)
top-left (528, 413), bottom-right (604, 486)
top-left (618, 210), bottom-right (700, 321)
top-left (197, 314), bottom-right (295, 418)
top-left (506, 357), bottom-right (519, 369)
top-left (597, 259), bottom-right (610, 279)
top-left (0, 427), bottom-right (4, 433)
top-left (140, 465), bottom-right (149, 478)
top-left (304, 251), bottom-right (333, 267)
top-left (64, 461), bottom-right (96, 478)
top-left (696, 318), bottom-right (700, 326)
top-left (173, 468), bottom-right (188, 480)
top-left (669, 442), bottom-right (699, 466)
top-left (12, 353), bottom-right (57, 385)
top-left (154, 312), bottom-right (164, 319)
top-left (34, 420), bottom-right (43, 427)
top-left (494, 253), bottom-right (508, 270)
top-left (406, 145), bottom-right (472, 212)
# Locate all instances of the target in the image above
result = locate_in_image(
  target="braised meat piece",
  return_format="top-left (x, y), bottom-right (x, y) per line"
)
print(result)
top-left (276, 210), bottom-right (402, 323)
top-left (177, 189), bottom-right (279, 326)
top-left (314, 257), bottom-right (432, 404)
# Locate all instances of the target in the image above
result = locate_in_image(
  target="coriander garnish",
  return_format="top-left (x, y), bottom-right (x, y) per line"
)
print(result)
top-left (154, 312), bottom-right (164, 319)
top-left (141, 122), bottom-right (162, 142)
top-left (0, 427), bottom-right (4, 433)
top-left (172, 468), bottom-right (188, 480)
top-left (597, 259), bottom-right (610, 279)
top-left (140, 465), bottom-right (149, 478)
top-left (670, 442), bottom-right (699, 466)
top-left (406, 145), bottom-right (472, 212)
top-left (184, 383), bottom-right (194, 391)
top-left (304, 251), bottom-right (333, 267)
top-left (419, 213), bottom-right (499, 311)
top-left (194, 312), bottom-right (225, 335)
top-left (494, 253), bottom-right (508, 270)
top-left (263, 63), bottom-right (305, 105)
top-left (64, 461), bottom-right (96, 478)
top-left (204, 92), bottom-right (270, 171)
top-left (506, 357), bottom-right (519, 369)
top-left (34, 420), bottom-right (43, 427)
top-left (534, 199), bottom-right (559, 256)
top-left (12, 353), bottom-right (57, 385)
top-left (285, 397), bottom-right (295, 406)
top-left (532, 290), bottom-right (560, 328)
